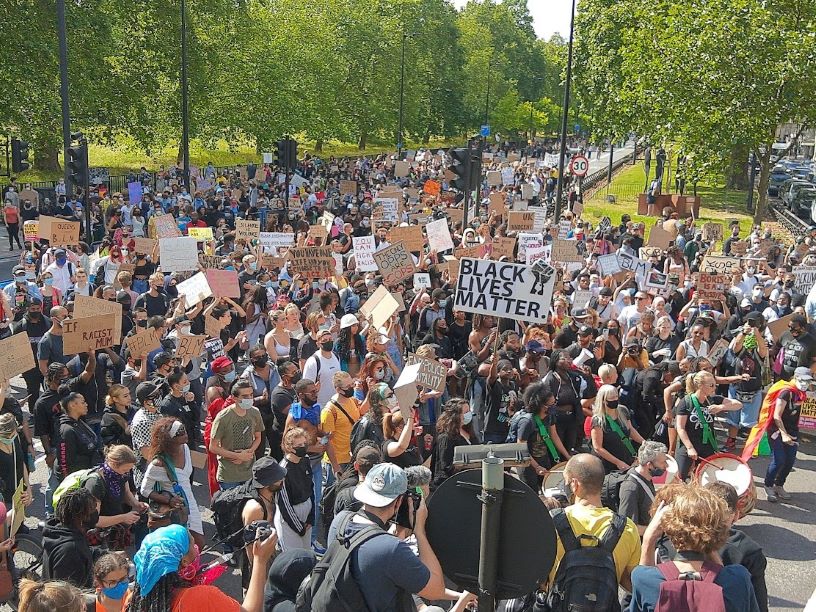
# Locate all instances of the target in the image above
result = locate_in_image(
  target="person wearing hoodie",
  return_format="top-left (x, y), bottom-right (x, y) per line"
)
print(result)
top-left (262, 549), bottom-right (317, 612)
top-left (42, 487), bottom-right (99, 588)
top-left (55, 391), bottom-right (103, 482)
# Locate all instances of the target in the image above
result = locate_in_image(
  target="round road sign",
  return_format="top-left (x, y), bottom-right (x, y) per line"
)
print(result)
top-left (569, 155), bottom-right (589, 177)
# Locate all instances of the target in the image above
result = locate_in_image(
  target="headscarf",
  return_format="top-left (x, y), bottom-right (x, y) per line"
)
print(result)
top-left (134, 524), bottom-right (190, 597)
top-left (263, 549), bottom-right (317, 612)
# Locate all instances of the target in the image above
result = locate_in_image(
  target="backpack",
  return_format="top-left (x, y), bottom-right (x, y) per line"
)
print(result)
top-left (296, 512), bottom-right (413, 612)
top-left (349, 415), bottom-right (380, 454)
top-left (52, 468), bottom-right (102, 511)
top-left (545, 508), bottom-right (625, 612)
top-left (319, 471), bottom-right (357, 543)
top-left (210, 480), bottom-right (267, 548)
top-left (654, 561), bottom-right (726, 612)
top-left (600, 470), bottom-right (631, 512)
top-left (618, 368), bottom-right (640, 418)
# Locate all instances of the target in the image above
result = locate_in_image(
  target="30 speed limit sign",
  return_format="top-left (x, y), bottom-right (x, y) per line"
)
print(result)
top-left (569, 155), bottom-right (589, 177)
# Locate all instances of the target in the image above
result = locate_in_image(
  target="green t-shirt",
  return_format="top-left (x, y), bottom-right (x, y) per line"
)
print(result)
top-left (211, 405), bottom-right (264, 483)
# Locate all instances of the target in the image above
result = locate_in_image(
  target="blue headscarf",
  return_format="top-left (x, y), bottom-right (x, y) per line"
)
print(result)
top-left (134, 524), bottom-right (191, 597)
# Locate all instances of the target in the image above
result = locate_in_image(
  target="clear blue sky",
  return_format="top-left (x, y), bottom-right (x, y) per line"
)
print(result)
top-left (451, 0), bottom-right (570, 41)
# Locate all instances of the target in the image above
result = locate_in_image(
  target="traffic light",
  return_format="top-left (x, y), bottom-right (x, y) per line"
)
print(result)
top-left (67, 140), bottom-right (88, 188)
top-left (274, 139), bottom-right (285, 169)
top-left (448, 147), bottom-right (471, 192)
top-left (286, 138), bottom-right (298, 171)
top-left (11, 139), bottom-right (30, 173)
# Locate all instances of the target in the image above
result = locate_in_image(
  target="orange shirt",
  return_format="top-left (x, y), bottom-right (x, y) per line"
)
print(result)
top-left (171, 585), bottom-right (240, 612)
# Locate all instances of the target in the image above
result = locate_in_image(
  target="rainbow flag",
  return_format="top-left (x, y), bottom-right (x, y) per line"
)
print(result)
top-left (742, 380), bottom-right (800, 461)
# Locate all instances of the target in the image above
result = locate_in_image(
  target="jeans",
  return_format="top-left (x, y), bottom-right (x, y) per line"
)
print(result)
top-left (310, 457), bottom-right (323, 546)
top-left (727, 386), bottom-right (763, 429)
top-left (323, 462), bottom-right (351, 490)
top-left (218, 481), bottom-right (243, 491)
top-left (765, 433), bottom-right (798, 487)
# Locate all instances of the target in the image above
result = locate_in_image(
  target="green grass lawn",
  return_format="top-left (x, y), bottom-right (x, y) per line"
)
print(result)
top-left (582, 161), bottom-right (757, 237)
top-left (14, 136), bottom-right (462, 183)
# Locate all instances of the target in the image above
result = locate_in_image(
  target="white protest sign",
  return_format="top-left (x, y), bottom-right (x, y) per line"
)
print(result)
top-left (289, 173), bottom-right (308, 189)
top-left (597, 254), bottom-right (622, 276)
top-left (518, 232), bottom-right (543, 261)
top-left (646, 269), bottom-right (668, 291)
top-left (526, 244), bottom-right (550, 265)
top-left (793, 266), bottom-right (816, 295)
top-left (455, 258), bottom-right (555, 324)
top-left (426, 218), bottom-right (454, 252)
top-left (159, 236), bottom-right (198, 272)
top-left (501, 167), bottom-right (515, 186)
top-left (533, 209), bottom-right (548, 232)
top-left (393, 363), bottom-right (420, 419)
top-left (176, 272), bottom-right (213, 306)
top-left (618, 252), bottom-right (652, 286)
top-left (373, 198), bottom-right (400, 223)
top-left (352, 235), bottom-right (378, 272)
top-left (413, 273), bottom-right (432, 290)
top-left (259, 232), bottom-right (295, 254)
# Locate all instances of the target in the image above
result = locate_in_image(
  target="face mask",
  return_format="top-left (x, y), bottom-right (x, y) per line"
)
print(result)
top-left (222, 371), bottom-right (237, 383)
top-left (462, 411), bottom-right (473, 425)
top-left (248, 262), bottom-right (257, 272)
top-left (288, 371), bottom-right (302, 386)
top-left (294, 445), bottom-right (308, 458)
top-left (374, 370), bottom-right (385, 381)
top-left (181, 382), bottom-right (191, 393)
top-left (178, 547), bottom-right (201, 581)
top-left (607, 399), bottom-right (619, 409)
top-left (0, 434), bottom-right (17, 444)
top-left (178, 325), bottom-right (191, 335)
top-left (339, 387), bottom-right (354, 398)
top-left (252, 357), bottom-right (267, 368)
top-left (438, 299), bottom-right (448, 308)
top-left (102, 580), bottom-right (129, 600)
top-left (649, 466), bottom-right (666, 478)
top-left (84, 510), bottom-right (100, 530)
top-left (238, 398), bottom-right (254, 410)
top-left (56, 257), bottom-right (67, 266)
top-left (43, 277), bottom-right (54, 286)
top-left (136, 320), bottom-right (147, 328)
top-left (321, 341), bottom-right (334, 352)
top-left (747, 267), bottom-right (755, 276)
top-left (385, 396), bottom-right (398, 410)
top-left (14, 276), bottom-right (25, 285)
top-left (795, 379), bottom-right (810, 391)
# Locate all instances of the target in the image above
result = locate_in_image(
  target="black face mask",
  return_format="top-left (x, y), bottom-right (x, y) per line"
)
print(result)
top-left (84, 510), bottom-right (100, 530)
top-left (252, 358), bottom-right (268, 368)
top-left (321, 341), bottom-right (334, 352)
top-left (339, 387), bottom-right (354, 398)
top-left (607, 399), bottom-right (619, 409)
top-left (136, 320), bottom-right (147, 328)
top-left (293, 445), bottom-right (308, 458)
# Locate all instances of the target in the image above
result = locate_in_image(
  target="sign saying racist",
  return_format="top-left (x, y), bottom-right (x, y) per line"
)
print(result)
top-left (63, 314), bottom-right (117, 353)
top-left (455, 258), bottom-right (555, 324)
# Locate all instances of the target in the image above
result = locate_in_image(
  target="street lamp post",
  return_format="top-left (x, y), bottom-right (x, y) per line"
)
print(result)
top-left (180, 0), bottom-right (191, 192)
top-left (57, 0), bottom-right (73, 193)
top-left (484, 60), bottom-right (492, 128)
top-left (554, 0), bottom-right (577, 221)
top-left (397, 31), bottom-right (407, 159)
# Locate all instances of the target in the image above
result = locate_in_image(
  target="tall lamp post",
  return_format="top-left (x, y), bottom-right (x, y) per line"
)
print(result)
top-left (180, 0), bottom-right (190, 192)
top-left (484, 60), bottom-right (492, 128)
top-left (397, 31), bottom-right (407, 159)
top-left (57, 0), bottom-right (73, 193)
top-left (554, 0), bottom-right (577, 220)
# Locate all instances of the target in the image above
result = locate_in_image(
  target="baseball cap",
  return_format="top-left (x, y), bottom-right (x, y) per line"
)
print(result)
top-left (577, 325), bottom-right (593, 337)
top-left (153, 351), bottom-right (173, 368)
top-left (252, 457), bottom-right (287, 489)
top-left (55, 249), bottom-right (67, 257)
top-left (599, 287), bottom-right (613, 297)
top-left (354, 445), bottom-right (383, 472)
top-left (12, 266), bottom-right (25, 276)
top-left (353, 463), bottom-right (408, 507)
top-left (745, 311), bottom-right (764, 324)
top-left (340, 314), bottom-right (359, 329)
top-left (794, 367), bottom-right (813, 381)
top-left (136, 381), bottom-right (163, 404)
top-left (740, 298), bottom-right (751, 308)
top-left (525, 340), bottom-right (546, 354)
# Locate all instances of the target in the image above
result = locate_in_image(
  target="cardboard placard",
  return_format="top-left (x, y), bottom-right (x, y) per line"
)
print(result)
top-left (50, 220), bottom-right (80, 246)
top-left (426, 218), bottom-right (454, 252)
top-left (133, 237), bottom-right (157, 255)
top-left (74, 295), bottom-right (122, 345)
top-left (507, 211), bottom-right (535, 232)
top-left (551, 238), bottom-right (584, 263)
top-left (700, 256), bottom-right (741, 275)
top-left (438, 258), bottom-right (460, 283)
top-left (597, 254), bottom-right (622, 276)
top-left (455, 258), bottom-right (555, 323)
top-left (374, 242), bottom-right (416, 287)
top-left (413, 273), bottom-right (432, 290)
top-left (340, 180), bottom-right (358, 195)
top-left (125, 326), bottom-right (162, 357)
top-left (176, 272), bottom-right (213, 306)
top-left (204, 315), bottom-right (222, 339)
top-left (205, 269), bottom-right (241, 298)
top-left (153, 213), bottom-right (182, 239)
top-left (640, 246), bottom-right (664, 259)
top-left (730, 240), bottom-right (748, 256)
top-left (488, 192), bottom-right (506, 216)
top-left (696, 273), bottom-right (728, 301)
top-left (405, 353), bottom-right (448, 393)
top-left (37, 216), bottom-right (56, 242)
top-left (236, 219), bottom-right (260, 242)
top-left (455, 244), bottom-right (488, 260)
top-left (767, 314), bottom-right (794, 341)
top-left (707, 338), bottom-right (730, 367)
top-left (486, 171), bottom-right (502, 186)
top-left (702, 223), bottom-right (723, 243)
top-left (393, 363), bottom-right (420, 417)
top-left (288, 246), bottom-right (335, 278)
top-left (176, 334), bottom-right (207, 363)
top-left (199, 254), bottom-right (223, 269)
top-left (0, 333), bottom-right (36, 381)
top-left (351, 235), bottom-right (376, 272)
top-left (260, 254), bottom-right (285, 270)
top-left (63, 314), bottom-right (117, 354)
top-left (394, 160), bottom-right (411, 178)
top-left (647, 225), bottom-right (672, 250)
top-left (9, 481), bottom-right (26, 539)
top-left (491, 236), bottom-right (516, 260)
top-left (358, 284), bottom-right (400, 330)
top-left (389, 225), bottom-right (424, 252)
top-left (159, 236), bottom-right (199, 272)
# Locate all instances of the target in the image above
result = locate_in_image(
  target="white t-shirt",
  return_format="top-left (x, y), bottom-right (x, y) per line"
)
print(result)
top-left (303, 351), bottom-right (341, 408)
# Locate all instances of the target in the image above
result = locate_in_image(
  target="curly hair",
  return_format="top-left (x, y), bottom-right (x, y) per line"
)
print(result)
top-left (358, 355), bottom-right (387, 396)
top-left (127, 571), bottom-right (188, 612)
top-left (147, 417), bottom-right (183, 460)
top-left (93, 551), bottom-right (130, 586)
top-left (335, 326), bottom-right (364, 363)
top-left (436, 397), bottom-right (470, 438)
top-left (56, 487), bottom-right (97, 531)
top-left (659, 483), bottom-right (730, 555)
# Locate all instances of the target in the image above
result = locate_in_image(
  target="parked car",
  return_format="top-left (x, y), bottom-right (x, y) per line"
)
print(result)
top-left (768, 166), bottom-right (790, 196)
top-left (782, 180), bottom-right (812, 208)
top-left (791, 187), bottom-right (816, 219)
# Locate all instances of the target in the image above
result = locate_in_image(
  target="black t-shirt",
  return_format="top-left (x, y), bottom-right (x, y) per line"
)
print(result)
top-left (83, 469), bottom-right (125, 517)
top-left (269, 385), bottom-right (297, 431)
top-left (770, 388), bottom-right (802, 438)
top-left (0, 437), bottom-right (25, 503)
top-left (780, 332), bottom-right (816, 379)
top-left (591, 409), bottom-right (637, 472)
top-left (33, 378), bottom-right (82, 450)
top-left (677, 393), bottom-right (724, 456)
top-left (484, 378), bottom-right (518, 436)
top-left (449, 321), bottom-right (472, 359)
top-left (517, 412), bottom-right (558, 467)
top-left (134, 291), bottom-right (169, 317)
top-left (298, 335), bottom-right (319, 365)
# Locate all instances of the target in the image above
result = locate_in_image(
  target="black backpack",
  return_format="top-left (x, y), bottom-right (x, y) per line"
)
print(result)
top-left (618, 368), bottom-right (640, 418)
top-left (600, 470), bottom-right (631, 512)
top-left (545, 508), bottom-right (625, 612)
top-left (210, 480), bottom-right (266, 548)
top-left (349, 415), bottom-right (382, 453)
top-left (296, 512), bottom-right (414, 612)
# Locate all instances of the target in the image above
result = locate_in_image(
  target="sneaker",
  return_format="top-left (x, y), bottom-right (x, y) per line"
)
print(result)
top-left (774, 486), bottom-right (792, 500)
top-left (312, 542), bottom-right (326, 556)
top-left (724, 437), bottom-right (737, 452)
top-left (765, 486), bottom-right (778, 503)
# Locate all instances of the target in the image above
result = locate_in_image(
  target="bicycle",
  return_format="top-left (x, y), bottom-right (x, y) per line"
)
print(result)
top-left (6, 532), bottom-right (44, 611)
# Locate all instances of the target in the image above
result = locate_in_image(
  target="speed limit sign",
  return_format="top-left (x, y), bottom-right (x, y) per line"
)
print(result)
top-left (569, 155), bottom-right (589, 177)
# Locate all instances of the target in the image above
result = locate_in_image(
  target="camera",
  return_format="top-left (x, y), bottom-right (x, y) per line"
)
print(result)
top-left (243, 520), bottom-right (274, 544)
top-left (395, 490), bottom-right (422, 529)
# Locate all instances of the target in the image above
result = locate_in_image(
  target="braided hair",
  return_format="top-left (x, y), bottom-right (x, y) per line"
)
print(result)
top-left (127, 572), bottom-right (188, 612)
top-left (55, 487), bottom-right (96, 531)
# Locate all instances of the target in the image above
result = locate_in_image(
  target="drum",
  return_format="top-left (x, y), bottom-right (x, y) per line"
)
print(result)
top-left (694, 452), bottom-right (757, 518)
top-left (652, 455), bottom-right (678, 490)
top-left (542, 461), bottom-right (568, 491)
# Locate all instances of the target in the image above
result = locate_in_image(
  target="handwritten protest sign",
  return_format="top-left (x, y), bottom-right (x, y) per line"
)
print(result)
top-left (730, 240), bottom-right (748, 256)
top-left (259, 232), bottom-right (295, 253)
top-left (707, 338), bottom-right (730, 368)
top-left (9, 481), bottom-right (26, 538)
top-left (205, 269), bottom-right (241, 298)
top-left (50, 220), bottom-right (80, 246)
top-left (426, 218), bottom-right (454, 252)
top-left (374, 242), bottom-right (416, 286)
top-left (236, 219), bottom-right (260, 242)
top-left (455, 258), bottom-right (555, 324)
top-left (793, 266), bottom-right (816, 295)
top-left (393, 364), bottom-right (420, 418)
top-left (0, 333), bottom-right (36, 381)
top-left (38, 216), bottom-right (56, 242)
top-left (413, 273), bottom-right (432, 290)
top-left (176, 334), bottom-right (206, 363)
top-left (618, 252), bottom-right (652, 285)
top-left (640, 246), bottom-right (663, 259)
top-left (63, 314), bottom-right (117, 354)
top-left (340, 180), bottom-right (357, 195)
top-left (703, 223), bottom-right (723, 243)
top-left (126, 327), bottom-right (162, 357)
top-left (159, 236), bottom-right (198, 272)
top-left (260, 254), bottom-right (285, 270)
top-left (767, 314), bottom-right (794, 341)
top-left (74, 295), bottom-right (122, 344)
top-left (372, 198), bottom-right (400, 224)
top-left (23, 220), bottom-right (39, 242)
top-left (405, 353), bottom-right (448, 393)
top-left (551, 239), bottom-right (583, 263)
top-left (597, 254), bottom-right (622, 276)
top-left (701, 256), bottom-right (741, 275)
top-left (188, 227), bottom-right (213, 241)
top-left (352, 236), bottom-right (377, 272)
top-left (176, 272), bottom-right (213, 306)
top-left (697, 273), bottom-right (728, 301)
top-left (153, 214), bottom-right (182, 238)
top-left (394, 160), bottom-right (411, 178)
top-left (133, 237), bottom-right (157, 254)
top-left (488, 192), bottom-right (506, 216)
top-left (288, 246), bottom-right (335, 278)
top-left (389, 225), bottom-right (424, 252)
top-left (491, 236), bottom-right (516, 260)
top-left (507, 211), bottom-right (535, 232)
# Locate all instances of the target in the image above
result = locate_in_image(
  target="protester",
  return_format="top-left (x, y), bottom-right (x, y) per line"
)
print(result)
top-left (42, 488), bottom-right (98, 588)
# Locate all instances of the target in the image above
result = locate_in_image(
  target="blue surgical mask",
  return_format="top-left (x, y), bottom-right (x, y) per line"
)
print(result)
top-left (438, 299), bottom-right (448, 308)
top-left (181, 382), bottom-right (191, 393)
top-left (102, 580), bottom-right (129, 600)
top-left (43, 277), bottom-right (54, 286)
top-left (238, 398), bottom-right (253, 410)
top-left (249, 262), bottom-right (257, 272)
top-left (223, 371), bottom-right (237, 383)
top-left (462, 411), bottom-right (473, 425)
